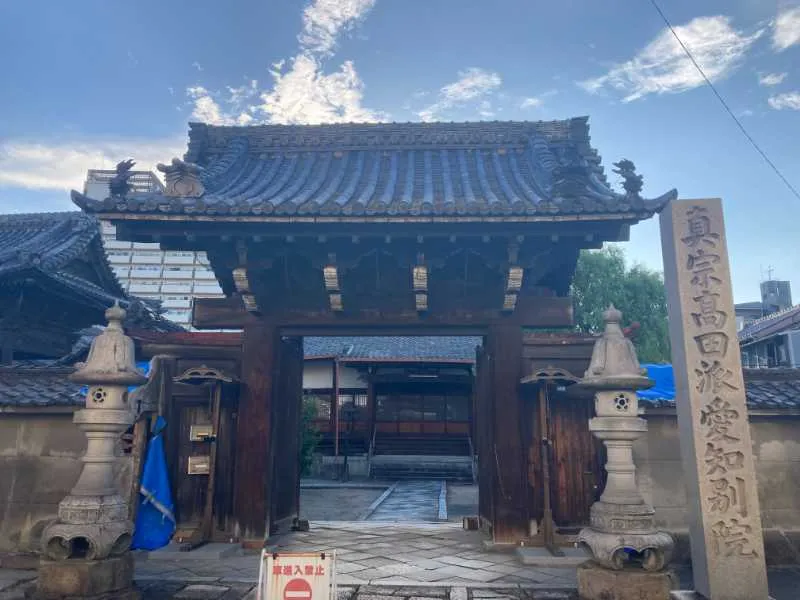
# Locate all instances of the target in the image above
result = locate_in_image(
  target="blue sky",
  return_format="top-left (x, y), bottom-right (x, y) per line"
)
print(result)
top-left (1, 0), bottom-right (799, 303)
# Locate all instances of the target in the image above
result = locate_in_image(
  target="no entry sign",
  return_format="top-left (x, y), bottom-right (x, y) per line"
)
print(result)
top-left (284, 578), bottom-right (312, 600)
top-left (257, 551), bottom-right (335, 600)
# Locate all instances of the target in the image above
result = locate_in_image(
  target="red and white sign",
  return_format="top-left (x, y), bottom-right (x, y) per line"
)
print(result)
top-left (258, 551), bottom-right (335, 600)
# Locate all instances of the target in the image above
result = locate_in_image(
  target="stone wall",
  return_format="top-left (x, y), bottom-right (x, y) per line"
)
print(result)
top-left (0, 412), bottom-right (132, 553)
top-left (636, 410), bottom-right (800, 562)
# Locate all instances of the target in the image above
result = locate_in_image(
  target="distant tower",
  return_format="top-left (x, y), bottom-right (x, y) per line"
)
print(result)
top-left (760, 279), bottom-right (792, 315)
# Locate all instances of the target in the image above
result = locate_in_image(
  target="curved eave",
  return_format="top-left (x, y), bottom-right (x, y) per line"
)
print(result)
top-left (72, 189), bottom-right (676, 222)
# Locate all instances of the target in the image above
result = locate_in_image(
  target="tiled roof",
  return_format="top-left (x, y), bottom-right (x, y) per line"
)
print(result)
top-left (304, 336), bottom-right (481, 362)
top-left (0, 212), bottom-right (120, 286)
top-left (0, 364), bottom-right (83, 408)
top-left (0, 211), bottom-right (182, 333)
top-left (73, 119), bottom-right (676, 219)
top-left (738, 304), bottom-right (800, 344)
top-left (639, 368), bottom-right (800, 411)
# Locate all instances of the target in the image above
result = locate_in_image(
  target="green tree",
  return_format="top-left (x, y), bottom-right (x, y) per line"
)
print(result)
top-left (300, 396), bottom-right (321, 476)
top-left (571, 246), bottom-right (670, 363)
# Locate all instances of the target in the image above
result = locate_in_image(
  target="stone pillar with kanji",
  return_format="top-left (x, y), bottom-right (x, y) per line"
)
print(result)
top-left (34, 303), bottom-right (145, 600)
top-left (574, 306), bottom-right (676, 600)
top-left (661, 198), bottom-right (769, 600)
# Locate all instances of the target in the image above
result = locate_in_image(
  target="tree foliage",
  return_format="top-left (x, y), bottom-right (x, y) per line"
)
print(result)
top-left (571, 246), bottom-right (670, 363)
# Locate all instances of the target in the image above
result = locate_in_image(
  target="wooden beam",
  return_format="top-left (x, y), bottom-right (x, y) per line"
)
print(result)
top-left (193, 293), bottom-right (573, 331)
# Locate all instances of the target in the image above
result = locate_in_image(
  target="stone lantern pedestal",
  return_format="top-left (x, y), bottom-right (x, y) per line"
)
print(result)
top-left (31, 304), bottom-right (145, 600)
top-left (573, 306), bottom-right (676, 600)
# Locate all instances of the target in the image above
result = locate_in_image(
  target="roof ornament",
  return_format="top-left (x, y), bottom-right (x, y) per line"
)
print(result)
top-left (612, 159), bottom-right (643, 196)
top-left (109, 159), bottom-right (136, 197)
top-left (157, 157), bottom-right (205, 198)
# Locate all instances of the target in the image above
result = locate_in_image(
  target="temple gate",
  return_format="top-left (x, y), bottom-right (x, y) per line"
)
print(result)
top-left (75, 119), bottom-right (675, 545)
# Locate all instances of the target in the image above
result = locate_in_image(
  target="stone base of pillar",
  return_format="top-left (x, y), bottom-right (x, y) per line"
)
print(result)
top-left (28, 553), bottom-right (138, 600)
top-left (578, 561), bottom-right (677, 600)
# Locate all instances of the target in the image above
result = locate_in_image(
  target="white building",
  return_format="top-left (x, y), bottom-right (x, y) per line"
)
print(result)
top-left (84, 169), bottom-right (224, 327)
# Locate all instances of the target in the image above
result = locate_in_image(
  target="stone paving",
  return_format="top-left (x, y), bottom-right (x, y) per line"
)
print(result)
top-left (300, 486), bottom-right (388, 521)
top-left (367, 481), bottom-right (443, 522)
top-left (3, 522), bottom-right (800, 598)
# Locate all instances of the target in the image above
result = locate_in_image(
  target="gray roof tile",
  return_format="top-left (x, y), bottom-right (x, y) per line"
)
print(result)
top-left (0, 364), bottom-right (83, 408)
top-left (73, 120), bottom-right (676, 218)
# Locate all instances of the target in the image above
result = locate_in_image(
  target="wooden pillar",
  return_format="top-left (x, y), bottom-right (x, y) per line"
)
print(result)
top-left (333, 358), bottom-right (340, 456)
top-left (486, 324), bottom-right (528, 543)
top-left (367, 368), bottom-right (376, 448)
top-left (233, 323), bottom-right (278, 541)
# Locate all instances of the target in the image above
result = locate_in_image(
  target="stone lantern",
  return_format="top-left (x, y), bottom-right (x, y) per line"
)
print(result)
top-left (36, 303), bottom-right (145, 600)
top-left (573, 306), bottom-right (675, 599)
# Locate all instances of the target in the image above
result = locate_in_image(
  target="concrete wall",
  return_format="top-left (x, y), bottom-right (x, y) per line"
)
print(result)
top-left (636, 410), bottom-right (800, 558)
top-left (0, 412), bottom-right (132, 554)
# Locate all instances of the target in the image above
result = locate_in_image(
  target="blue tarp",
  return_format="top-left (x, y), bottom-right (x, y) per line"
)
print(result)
top-left (132, 416), bottom-right (176, 550)
top-left (638, 364), bottom-right (676, 401)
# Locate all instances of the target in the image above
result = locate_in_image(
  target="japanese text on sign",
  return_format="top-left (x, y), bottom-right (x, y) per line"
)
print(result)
top-left (258, 551), bottom-right (335, 600)
top-left (681, 205), bottom-right (758, 558)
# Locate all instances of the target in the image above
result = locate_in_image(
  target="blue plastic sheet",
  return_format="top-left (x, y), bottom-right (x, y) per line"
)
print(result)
top-left (638, 364), bottom-right (675, 401)
top-left (132, 416), bottom-right (176, 550)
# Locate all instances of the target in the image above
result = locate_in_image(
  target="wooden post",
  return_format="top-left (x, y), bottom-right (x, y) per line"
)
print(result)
top-left (486, 324), bottom-right (527, 543)
top-left (233, 323), bottom-right (278, 542)
top-left (333, 357), bottom-right (340, 457)
top-left (661, 199), bottom-right (768, 599)
top-left (538, 382), bottom-right (561, 555)
top-left (367, 368), bottom-right (376, 449)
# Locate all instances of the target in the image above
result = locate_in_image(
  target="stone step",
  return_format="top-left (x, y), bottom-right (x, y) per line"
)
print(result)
top-left (370, 457), bottom-right (474, 482)
top-left (516, 545), bottom-right (589, 567)
top-left (146, 542), bottom-right (241, 561)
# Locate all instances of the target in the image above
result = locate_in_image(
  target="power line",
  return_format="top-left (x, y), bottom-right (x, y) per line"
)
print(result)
top-left (647, 0), bottom-right (800, 202)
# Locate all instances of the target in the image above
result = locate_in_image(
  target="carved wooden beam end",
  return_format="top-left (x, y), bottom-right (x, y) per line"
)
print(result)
top-left (502, 266), bottom-right (524, 313)
top-left (232, 267), bottom-right (260, 314)
top-left (323, 256), bottom-right (344, 312)
top-left (413, 256), bottom-right (428, 313)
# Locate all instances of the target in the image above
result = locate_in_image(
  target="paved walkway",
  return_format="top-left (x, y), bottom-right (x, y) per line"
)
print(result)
top-left (2, 521), bottom-right (800, 598)
top-left (367, 481), bottom-right (442, 522)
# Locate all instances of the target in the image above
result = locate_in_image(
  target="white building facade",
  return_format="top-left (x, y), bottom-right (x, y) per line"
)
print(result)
top-left (85, 170), bottom-right (224, 327)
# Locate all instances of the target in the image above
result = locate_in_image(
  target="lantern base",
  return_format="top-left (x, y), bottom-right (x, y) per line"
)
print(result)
top-left (578, 526), bottom-right (674, 571)
top-left (577, 561), bottom-right (676, 600)
top-left (29, 554), bottom-right (138, 600)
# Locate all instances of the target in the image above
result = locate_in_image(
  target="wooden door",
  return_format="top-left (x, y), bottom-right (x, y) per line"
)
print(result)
top-left (268, 336), bottom-right (304, 535)
top-left (169, 383), bottom-right (216, 543)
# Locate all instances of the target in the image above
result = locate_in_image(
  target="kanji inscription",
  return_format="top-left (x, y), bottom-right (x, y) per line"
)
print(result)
top-left (661, 198), bottom-right (768, 599)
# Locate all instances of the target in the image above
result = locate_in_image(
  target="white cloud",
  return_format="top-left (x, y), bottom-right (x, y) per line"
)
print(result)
top-left (418, 68), bottom-right (502, 121)
top-left (580, 16), bottom-right (762, 102)
top-left (759, 72), bottom-right (788, 86)
top-left (520, 96), bottom-right (543, 109)
top-left (768, 91), bottom-right (800, 110)
top-left (257, 55), bottom-right (387, 124)
top-left (773, 6), bottom-right (800, 51)
top-left (186, 86), bottom-right (258, 125)
top-left (299, 0), bottom-right (376, 56)
top-left (0, 137), bottom-right (183, 191)
top-left (182, 0), bottom-right (383, 125)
